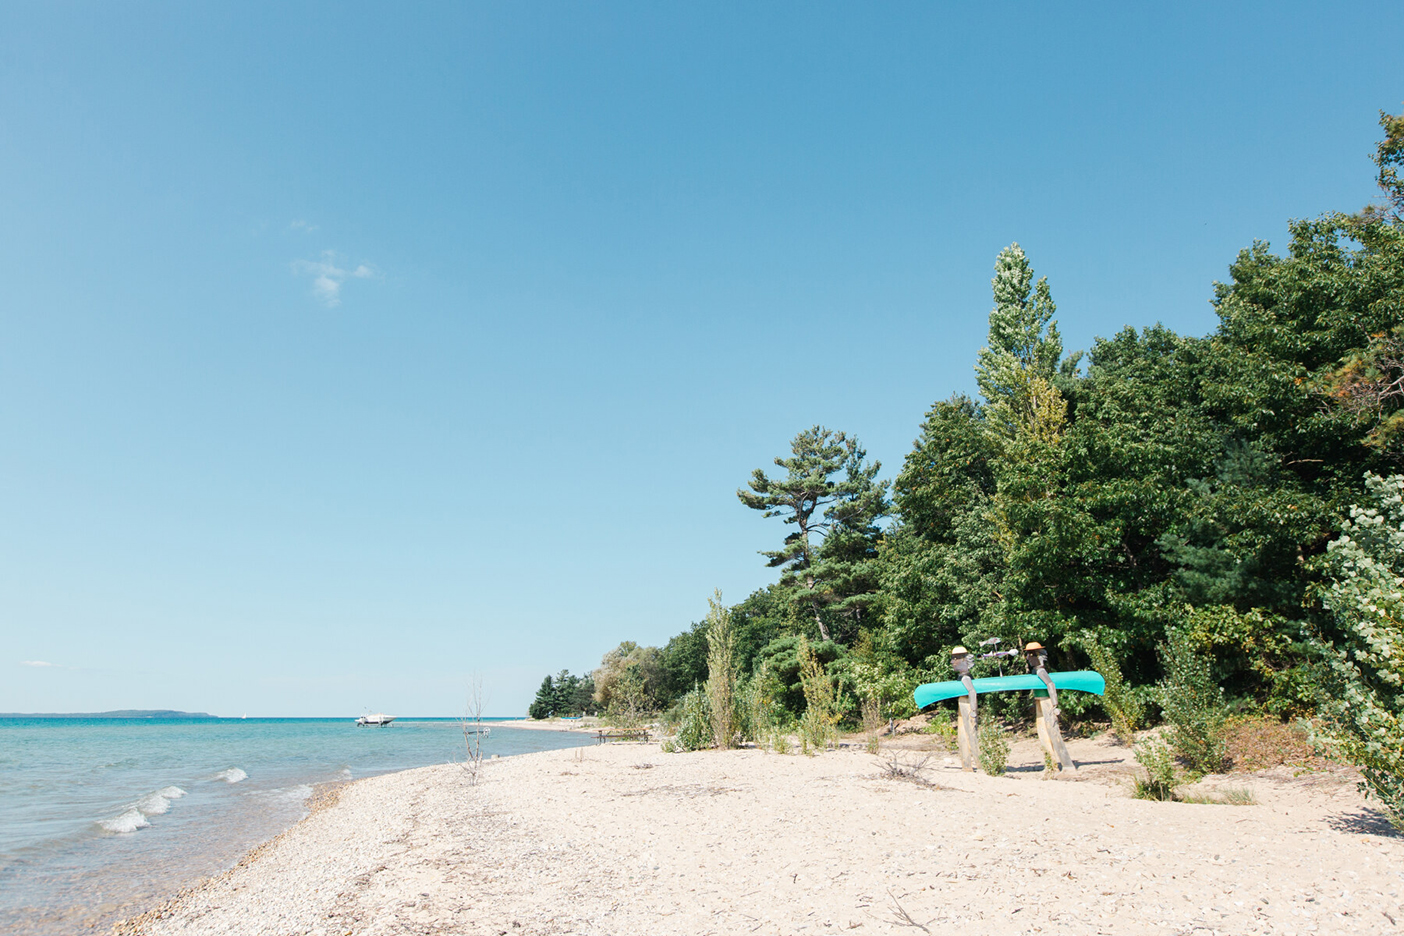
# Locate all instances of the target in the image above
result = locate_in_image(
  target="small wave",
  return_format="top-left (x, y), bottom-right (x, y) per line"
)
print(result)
top-left (213, 768), bottom-right (247, 784)
top-left (247, 782), bottom-right (312, 803)
top-left (338, 767), bottom-right (352, 779)
top-left (98, 808), bottom-right (150, 834)
top-left (135, 786), bottom-right (187, 816)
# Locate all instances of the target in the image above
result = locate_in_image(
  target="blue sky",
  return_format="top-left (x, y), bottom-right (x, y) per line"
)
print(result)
top-left (2, 2), bottom-right (1401, 716)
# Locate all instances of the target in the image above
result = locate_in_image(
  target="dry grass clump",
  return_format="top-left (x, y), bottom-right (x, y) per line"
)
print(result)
top-left (1181, 788), bottom-right (1258, 806)
top-left (1222, 716), bottom-right (1331, 773)
top-left (878, 753), bottom-right (950, 791)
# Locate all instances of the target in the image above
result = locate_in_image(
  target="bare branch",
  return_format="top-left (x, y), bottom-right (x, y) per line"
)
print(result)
top-left (887, 889), bottom-right (933, 933)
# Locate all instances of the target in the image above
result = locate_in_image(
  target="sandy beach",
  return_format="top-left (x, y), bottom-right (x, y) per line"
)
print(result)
top-left (118, 734), bottom-right (1403, 936)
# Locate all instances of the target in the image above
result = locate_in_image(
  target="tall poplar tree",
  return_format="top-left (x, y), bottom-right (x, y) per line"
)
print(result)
top-left (975, 243), bottom-right (1075, 443)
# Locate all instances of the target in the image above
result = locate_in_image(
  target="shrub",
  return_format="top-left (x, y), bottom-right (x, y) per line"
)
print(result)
top-left (664, 685), bottom-right (712, 753)
top-left (704, 590), bottom-right (737, 749)
top-left (861, 697), bottom-right (883, 754)
top-left (1133, 737), bottom-right (1179, 801)
top-left (1156, 626), bottom-right (1229, 775)
top-left (1077, 633), bottom-right (1142, 744)
top-left (977, 721), bottom-right (1011, 776)
top-left (923, 715), bottom-right (957, 752)
top-left (604, 663), bottom-right (651, 730)
top-left (797, 636), bottom-right (844, 755)
top-left (1314, 473), bottom-right (1404, 829)
top-left (741, 661), bottom-right (792, 753)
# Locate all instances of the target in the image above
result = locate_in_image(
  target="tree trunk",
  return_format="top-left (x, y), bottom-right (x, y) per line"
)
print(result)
top-left (806, 576), bottom-right (831, 641)
top-left (801, 534), bottom-right (831, 642)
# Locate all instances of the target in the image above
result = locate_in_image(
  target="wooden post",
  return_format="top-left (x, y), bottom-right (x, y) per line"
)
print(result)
top-left (956, 696), bottom-right (976, 771)
top-left (1034, 693), bottom-right (1077, 774)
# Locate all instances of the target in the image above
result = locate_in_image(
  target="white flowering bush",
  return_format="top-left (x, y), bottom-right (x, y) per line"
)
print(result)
top-left (1318, 473), bottom-right (1404, 829)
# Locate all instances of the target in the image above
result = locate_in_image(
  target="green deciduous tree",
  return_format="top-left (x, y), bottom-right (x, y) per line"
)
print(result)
top-left (593, 642), bottom-right (665, 717)
top-left (883, 395), bottom-right (1004, 665)
top-left (1360, 104), bottom-right (1404, 226)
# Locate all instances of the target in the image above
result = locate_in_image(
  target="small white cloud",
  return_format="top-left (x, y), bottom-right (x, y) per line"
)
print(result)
top-left (289, 219), bottom-right (319, 233)
top-left (292, 250), bottom-right (377, 308)
top-left (21, 660), bottom-right (57, 667)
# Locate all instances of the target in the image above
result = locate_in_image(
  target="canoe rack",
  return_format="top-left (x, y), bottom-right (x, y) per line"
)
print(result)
top-left (912, 668), bottom-right (1105, 775)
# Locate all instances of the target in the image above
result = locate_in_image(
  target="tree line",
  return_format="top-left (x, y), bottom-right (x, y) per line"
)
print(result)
top-left (530, 106), bottom-right (1404, 822)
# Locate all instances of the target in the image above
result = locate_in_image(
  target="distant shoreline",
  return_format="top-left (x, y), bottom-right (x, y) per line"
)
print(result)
top-left (0, 710), bottom-right (218, 719)
top-left (0, 712), bottom-right (540, 720)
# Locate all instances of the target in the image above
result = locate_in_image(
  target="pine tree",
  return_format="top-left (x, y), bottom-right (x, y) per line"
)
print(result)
top-left (527, 675), bottom-right (555, 719)
top-left (738, 426), bottom-right (888, 641)
top-left (813, 440), bottom-right (890, 641)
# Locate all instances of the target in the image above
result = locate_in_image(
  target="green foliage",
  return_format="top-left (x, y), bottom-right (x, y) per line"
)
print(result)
top-left (1075, 634), bottom-right (1142, 744)
top-left (527, 670), bottom-right (597, 719)
top-left (883, 396), bottom-right (1005, 665)
top-left (1156, 628), bottom-right (1229, 775)
top-left (605, 665), bottom-right (649, 729)
top-left (656, 585), bottom-right (790, 707)
top-left (977, 721), bottom-right (1011, 776)
top-left (922, 715), bottom-right (957, 752)
top-left (738, 426), bottom-right (889, 643)
top-left (1360, 104), bottom-right (1404, 225)
top-left (663, 685), bottom-right (713, 753)
top-left (1177, 604), bottom-right (1320, 717)
top-left (750, 635), bottom-right (845, 716)
top-left (839, 632), bottom-right (920, 724)
top-left (796, 635), bottom-right (843, 754)
top-left (658, 621), bottom-right (710, 703)
top-left (613, 110), bottom-right (1404, 776)
top-left (594, 641), bottom-right (666, 718)
top-left (1314, 473), bottom-right (1404, 829)
top-left (704, 590), bottom-right (738, 749)
top-left (741, 662), bottom-right (791, 752)
top-left (975, 243), bottom-right (1074, 443)
top-left (1133, 737), bottom-right (1180, 801)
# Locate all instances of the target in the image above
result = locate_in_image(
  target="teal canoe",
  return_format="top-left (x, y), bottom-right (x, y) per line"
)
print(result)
top-left (913, 671), bottom-right (1105, 709)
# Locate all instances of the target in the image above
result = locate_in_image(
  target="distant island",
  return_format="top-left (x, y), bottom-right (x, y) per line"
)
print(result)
top-left (0, 709), bottom-right (218, 719)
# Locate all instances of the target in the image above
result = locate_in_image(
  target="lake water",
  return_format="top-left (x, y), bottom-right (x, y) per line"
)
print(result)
top-left (0, 716), bottom-right (593, 935)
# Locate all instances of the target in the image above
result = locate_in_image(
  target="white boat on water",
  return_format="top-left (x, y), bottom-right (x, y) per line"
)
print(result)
top-left (356, 713), bottom-right (395, 727)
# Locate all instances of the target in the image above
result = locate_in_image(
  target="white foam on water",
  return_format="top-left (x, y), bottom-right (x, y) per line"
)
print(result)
top-left (134, 786), bottom-right (186, 816)
top-left (213, 768), bottom-right (247, 784)
top-left (135, 792), bottom-right (171, 815)
top-left (98, 808), bottom-right (150, 834)
top-left (247, 783), bottom-right (313, 804)
top-left (97, 784), bottom-right (189, 833)
top-left (338, 767), bottom-right (352, 779)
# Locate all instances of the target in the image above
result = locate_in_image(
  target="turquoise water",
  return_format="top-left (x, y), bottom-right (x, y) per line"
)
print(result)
top-left (0, 716), bottom-right (593, 935)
